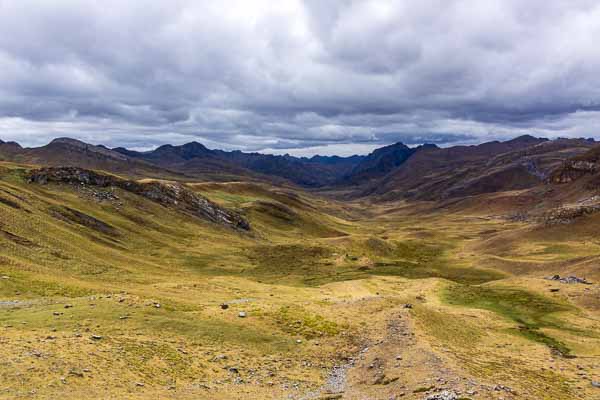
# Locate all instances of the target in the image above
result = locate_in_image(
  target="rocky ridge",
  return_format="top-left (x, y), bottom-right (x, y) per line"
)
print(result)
top-left (27, 167), bottom-right (250, 231)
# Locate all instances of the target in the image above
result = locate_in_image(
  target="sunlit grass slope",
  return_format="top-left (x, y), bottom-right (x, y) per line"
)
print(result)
top-left (0, 162), bottom-right (599, 399)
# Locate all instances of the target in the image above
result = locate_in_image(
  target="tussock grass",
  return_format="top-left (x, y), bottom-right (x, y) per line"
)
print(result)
top-left (443, 284), bottom-right (574, 355)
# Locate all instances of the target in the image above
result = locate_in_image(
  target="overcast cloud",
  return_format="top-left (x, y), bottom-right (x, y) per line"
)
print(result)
top-left (1, 0), bottom-right (600, 156)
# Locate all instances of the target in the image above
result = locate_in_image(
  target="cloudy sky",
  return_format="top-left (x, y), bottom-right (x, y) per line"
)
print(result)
top-left (1, 0), bottom-right (600, 156)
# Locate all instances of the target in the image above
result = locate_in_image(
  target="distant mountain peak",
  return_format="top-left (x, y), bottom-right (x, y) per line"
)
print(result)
top-left (0, 140), bottom-right (22, 149)
top-left (418, 143), bottom-right (439, 150)
top-left (340, 141), bottom-right (417, 184)
top-left (181, 141), bottom-right (210, 154)
top-left (50, 137), bottom-right (89, 147)
top-left (507, 135), bottom-right (548, 144)
top-left (45, 137), bottom-right (131, 162)
top-left (182, 141), bottom-right (208, 149)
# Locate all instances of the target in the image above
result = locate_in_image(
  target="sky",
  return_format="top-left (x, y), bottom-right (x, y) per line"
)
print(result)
top-left (1, 0), bottom-right (600, 156)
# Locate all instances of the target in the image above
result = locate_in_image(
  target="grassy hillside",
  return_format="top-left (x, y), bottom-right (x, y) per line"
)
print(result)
top-left (1, 162), bottom-right (599, 399)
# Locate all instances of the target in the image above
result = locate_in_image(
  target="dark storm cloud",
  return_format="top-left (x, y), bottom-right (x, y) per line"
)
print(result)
top-left (1, 0), bottom-right (600, 155)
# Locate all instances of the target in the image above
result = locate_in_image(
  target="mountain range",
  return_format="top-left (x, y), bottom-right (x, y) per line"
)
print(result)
top-left (1, 135), bottom-right (598, 201)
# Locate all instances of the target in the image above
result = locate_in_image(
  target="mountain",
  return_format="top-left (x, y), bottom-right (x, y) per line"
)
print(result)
top-left (113, 142), bottom-right (272, 183)
top-left (446, 141), bottom-right (600, 225)
top-left (114, 141), bottom-right (213, 165)
top-left (114, 143), bottom-right (366, 187)
top-left (339, 142), bottom-right (419, 185)
top-left (3, 135), bottom-right (598, 197)
top-left (2, 137), bottom-right (368, 186)
top-left (0, 138), bottom-right (181, 179)
top-left (0, 140), bottom-right (23, 157)
top-left (359, 136), bottom-right (597, 201)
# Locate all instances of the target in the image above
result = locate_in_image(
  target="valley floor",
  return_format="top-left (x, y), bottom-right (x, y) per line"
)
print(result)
top-left (0, 164), bottom-right (599, 399)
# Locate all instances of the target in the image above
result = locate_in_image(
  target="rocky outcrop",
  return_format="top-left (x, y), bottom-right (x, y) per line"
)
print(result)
top-left (27, 167), bottom-right (250, 231)
top-left (542, 204), bottom-right (600, 225)
top-left (544, 275), bottom-right (592, 284)
top-left (548, 160), bottom-right (598, 184)
top-left (547, 144), bottom-right (600, 184)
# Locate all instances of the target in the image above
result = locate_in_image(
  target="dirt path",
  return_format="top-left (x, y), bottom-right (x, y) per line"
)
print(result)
top-left (304, 306), bottom-right (517, 400)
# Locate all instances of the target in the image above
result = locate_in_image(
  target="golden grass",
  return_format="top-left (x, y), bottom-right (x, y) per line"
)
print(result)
top-left (0, 163), bottom-right (599, 399)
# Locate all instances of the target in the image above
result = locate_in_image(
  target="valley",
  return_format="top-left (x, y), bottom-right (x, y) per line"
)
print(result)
top-left (1, 137), bottom-right (600, 399)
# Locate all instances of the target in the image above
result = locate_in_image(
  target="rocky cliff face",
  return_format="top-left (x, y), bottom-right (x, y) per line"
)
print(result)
top-left (547, 144), bottom-right (600, 184)
top-left (548, 160), bottom-right (598, 184)
top-left (27, 167), bottom-right (250, 231)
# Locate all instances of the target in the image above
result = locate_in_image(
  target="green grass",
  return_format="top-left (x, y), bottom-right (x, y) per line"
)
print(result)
top-left (372, 261), bottom-right (505, 284)
top-left (443, 284), bottom-right (574, 356)
top-left (413, 306), bottom-right (483, 347)
top-left (245, 244), bottom-right (340, 286)
top-left (0, 299), bottom-right (293, 351)
top-left (200, 190), bottom-right (262, 208)
top-left (413, 385), bottom-right (435, 393)
top-left (370, 240), bottom-right (505, 284)
top-left (272, 305), bottom-right (342, 339)
top-left (242, 239), bottom-right (505, 286)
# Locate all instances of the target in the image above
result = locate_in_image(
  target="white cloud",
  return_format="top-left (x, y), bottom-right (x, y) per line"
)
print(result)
top-left (0, 0), bottom-right (600, 155)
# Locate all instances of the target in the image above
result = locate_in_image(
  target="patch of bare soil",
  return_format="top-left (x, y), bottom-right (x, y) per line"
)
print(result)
top-left (305, 306), bottom-right (519, 400)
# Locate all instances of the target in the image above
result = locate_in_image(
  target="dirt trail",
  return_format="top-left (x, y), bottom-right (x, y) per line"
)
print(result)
top-left (305, 306), bottom-right (516, 400)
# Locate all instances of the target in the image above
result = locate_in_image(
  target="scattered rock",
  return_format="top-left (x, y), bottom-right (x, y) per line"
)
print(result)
top-left (382, 376), bottom-right (399, 385)
top-left (544, 275), bottom-right (591, 284)
top-left (220, 303), bottom-right (229, 310)
top-left (30, 350), bottom-right (43, 358)
top-left (592, 381), bottom-right (600, 388)
top-left (542, 204), bottom-right (600, 225)
top-left (238, 311), bottom-right (247, 318)
top-left (425, 390), bottom-right (458, 400)
top-left (493, 384), bottom-right (514, 393)
top-left (91, 335), bottom-right (103, 340)
top-left (68, 369), bottom-right (84, 378)
top-left (64, 304), bottom-right (73, 308)
top-left (403, 303), bottom-right (413, 309)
